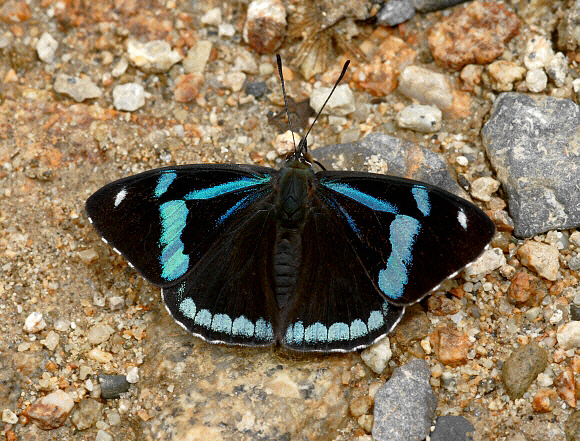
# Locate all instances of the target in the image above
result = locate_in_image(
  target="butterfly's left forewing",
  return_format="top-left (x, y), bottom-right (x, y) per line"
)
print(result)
top-left (315, 170), bottom-right (495, 306)
top-left (86, 164), bottom-right (276, 286)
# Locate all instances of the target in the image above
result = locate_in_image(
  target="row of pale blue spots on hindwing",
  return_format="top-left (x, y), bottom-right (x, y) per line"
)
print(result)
top-left (175, 283), bottom-right (274, 341)
top-left (155, 171), bottom-right (272, 282)
top-left (284, 301), bottom-right (391, 345)
top-left (321, 180), bottom-right (431, 301)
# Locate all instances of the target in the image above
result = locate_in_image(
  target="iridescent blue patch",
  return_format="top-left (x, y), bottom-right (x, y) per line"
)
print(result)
top-left (179, 298), bottom-right (196, 319)
top-left (185, 175), bottom-right (271, 200)
top-left (412, 186), bottom-right (430, 216)
top-left (378, 215), bottom-right (420, 299)
top-left (304, 322), bottom-right (327, 343)
top-left (232, 315), bottom-right (255, 337)
top-left (322, 180), bottom-right (398, 214)
top-left (254, 318), bottom-right (274, 341)
top-left (155, 172), bottom-right (177, 197)
top-left (327, 322), bottom-right (349, 342)
top-left (211, 313), bottom-right (232, 333)
top-left (159, 200), bottom-right (189, 281)
top-left (194, 309), bottom-right (212, 328)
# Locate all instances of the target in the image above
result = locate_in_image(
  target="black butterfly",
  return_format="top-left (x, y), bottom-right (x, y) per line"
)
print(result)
top-left (86, 56), bottom-right (494, 352)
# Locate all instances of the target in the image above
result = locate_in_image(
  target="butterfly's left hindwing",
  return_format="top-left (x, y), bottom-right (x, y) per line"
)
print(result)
top-left (86, 164), bottom-right (276, 287)
top-left (316, 171), bottom-right (495, 306)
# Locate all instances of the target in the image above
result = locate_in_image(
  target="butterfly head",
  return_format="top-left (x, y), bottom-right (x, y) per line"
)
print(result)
top-left (276, 54), bottom-right (350, 172)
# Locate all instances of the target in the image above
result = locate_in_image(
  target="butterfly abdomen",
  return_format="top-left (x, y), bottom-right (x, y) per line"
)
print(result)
top-left (273, 229), bottom-right (301, 309)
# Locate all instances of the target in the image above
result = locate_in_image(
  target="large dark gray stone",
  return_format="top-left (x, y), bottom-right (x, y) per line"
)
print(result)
top-left (482, 92), bottom-right (580, 237)
top-left (312, 132), bottom-right (466, 198)
top-left (372, 358), bottom-right (437, 441)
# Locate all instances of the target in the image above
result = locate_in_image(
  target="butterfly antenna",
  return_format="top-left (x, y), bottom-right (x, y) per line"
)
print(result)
top-left (298, 59), bottom-right (350, 155)
top-left (276, 54), bottom-right (298, 155)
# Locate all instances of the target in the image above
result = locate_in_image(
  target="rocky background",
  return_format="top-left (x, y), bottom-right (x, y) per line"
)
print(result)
top-left (2, 0), bottom-right (580, 440)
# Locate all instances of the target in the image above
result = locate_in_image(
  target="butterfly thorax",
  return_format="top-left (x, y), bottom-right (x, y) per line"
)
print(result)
top-left (275, 160), bottom-right (315, 226)
top-left (273, 160), bottom-right (315, 309)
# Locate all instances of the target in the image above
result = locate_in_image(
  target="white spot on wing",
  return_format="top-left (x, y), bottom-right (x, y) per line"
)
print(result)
top-left (114, 188), bottom-right (127, 207)
top-left (458, 209), bottom-right (468, 230)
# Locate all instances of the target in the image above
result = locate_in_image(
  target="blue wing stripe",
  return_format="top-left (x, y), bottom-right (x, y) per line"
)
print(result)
top-left (378, 215), bottom-right (420, 299)
top-left (412, 186), bottom-right (430, 216)
top-left (184, 175), bottom-right (271, 200)
top-left (159, 200), bottom-right (190, 281)
top-left (321, 180), bottom-right (398, 214)
top-left (155, 172), bottom-right (177, 197)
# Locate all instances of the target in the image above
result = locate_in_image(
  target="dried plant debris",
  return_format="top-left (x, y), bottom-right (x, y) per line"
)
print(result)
top-left (287, 0), bottom-right (372, 79)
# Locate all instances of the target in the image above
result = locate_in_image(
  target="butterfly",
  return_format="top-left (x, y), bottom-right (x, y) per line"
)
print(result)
top-left (86, 56), bottom-right (495, 352)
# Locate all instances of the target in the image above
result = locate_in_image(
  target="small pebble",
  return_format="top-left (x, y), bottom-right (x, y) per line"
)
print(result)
top-left (126, 366), bottom-right (139, 384)
top-left (557, 321), bottom-right (580, 350)
top-left (174, 73), bottom-right (204, 103)
top-left (41, 330), bottom-right (60, 351)
top-left (127, 39), bottom-right (182, 73)
top-left (54, 73), bottom-right (102, 102)
top-left (201, 7), bottom-right (222, 26)
top-left (470, 177), bottom-right (500, 202)
top-left (71, 398), bottom-right (103, 430)
top-left (98, 374), bottom-right (130, 399)
top-left (2, 409), bottom-right (18, 424)
top-left (87, 323), bottom-right (114, 345)
top-left (183, 40), bottom-right (213, 73)
top-left (218, 23), bottom-right (236, 38)
top-left (396, 104), bottom-right (442, 132)
top-left (78, 248), bottom-right (99, 265)
top-left (526, 68), bottom-right (548, 93)
top-left (111, 57), bottom-right (129, 77)
top-left (517, 241), bottom-right (560, 281)
top-left (95, 430), bottom-right (113, 441)
top-left (501, 342), bottom-right (548, 399)
top-left (113, 83), bottom-right (145, 111)
top-left (360, 337), bottom-right (392, 374)
top-left (243, 0), bottom-right (286, 54)
top-left (36, 32), bottom-right (58, 63)
top-left (524, 36), bottom-right (554, 70)
top-left (23, 311), bottom-right (47, 333)
top-left (463, 248), bottom-right (506, 281)
top-left (87, 348), bottom-right (113, 363)
top-left (108, 296), bottom-right (125, 311)
top-left (27, 390), bottom-right (75, 430)
top-left (79, 365), bottom-right (93, 380)
top-left (310, 84), bottom-right (355, 116)
top-left (245, 81), bottom-right (268, 98)
top-left (223, 71), bottom-right (246, 92)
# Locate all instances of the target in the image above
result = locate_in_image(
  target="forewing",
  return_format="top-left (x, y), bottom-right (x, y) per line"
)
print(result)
top-left (85, 164), bottom-right (276, 286)
top-left (315, 170), bottom-right (495, 306)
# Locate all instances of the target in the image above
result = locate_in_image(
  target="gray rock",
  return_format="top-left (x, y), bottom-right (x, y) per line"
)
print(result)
top-left (377, 0), bottom-right (415, 26)
top-left (413, 0), bottom-right (469, 13)
top-left (501, 342), bottom-right (548, 399)
top-left (482, 92), bottom-right (580, 237)
top-left (372, 358), bottom-right (437, 441)
top-left (98, 374), bottom-right (130, 399)
top-left (431, 415), bottom-right (475, 441)
top-left (54, 73), bottom-right (102, 102)
top-left (311, 132), bottom-right (466, 197)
